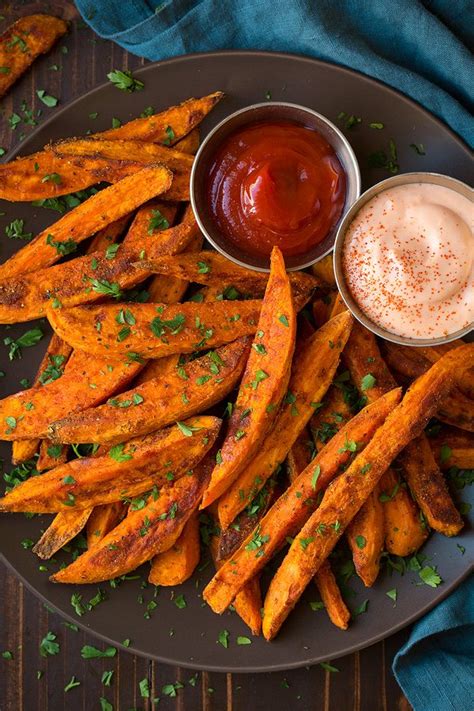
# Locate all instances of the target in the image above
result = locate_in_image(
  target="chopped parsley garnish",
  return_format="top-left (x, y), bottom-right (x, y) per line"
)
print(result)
top-left (174, 594), bottom-right (186, 609)
top-left (354, 599), bottom-right (369, 616)
top-left (250, 369), bottom-right (269, 390)
top-left (386, 588), bottom-right (397, 603)
top-left (236, 636), bottom-right (251, 645)
top-left (355, 535), bottom-right (366, 549)
top-left (46, 234), bottom-right (77, 255)
top-left (150, 312), bottom-right (185, 338)
top-left (218, 629), bottom-right (229, 648)
top-left (278, 314), bottom-right (289, 327)
top-left (311, 465), bottom-right (321, 490)
top-left (39, 354), bottom-right (66, 384)
top-left (64, 676), bottom-right (80, 692)
top-left (410, 143), bottom-right (426, 155)
top-left (148, 208), bottom-right (169, 233)
top-left (39, 631), bottom-right (59, 657)
top-left (440, 444), bottom-right (452, 463)
top-left (36, 89), bottom-right (58, 107)
top-left (418, 565), bottom-right (442, 588)
top-left (4, 327), bottom-right (43, 360)
top-left (109, 444), bottom-right (132, 462)
top-left (81, 644), bottom-right (117, 659)
top-left (107, 69), bottom-right (144, 92)
top-left (5, 218), bottom-right (32, 240)
top-left (245, 525), bottom-right (269, 557)
top-left (320, 662), bottom-right (339, 673)
top-left (360, 373), bottom-right (376, 391)
top-left (368, 139), bottom-right (399, 174)
top-left (176, 421), bottom-right (201, 437)
top-left (163, 125), bottom-right (175, 145)
top-left (338, 435), bottom-right (358, 453)
top-left (89, 279), bottom-right (123, 299)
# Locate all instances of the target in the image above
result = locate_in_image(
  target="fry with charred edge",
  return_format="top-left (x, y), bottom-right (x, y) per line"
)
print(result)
top-left (381, 467), bottom-right (428, 556)
top-left (287, 427), bottom-right (350, 631)
top-left (261, 344), bottom-right (473, 640)
top-left (0, 219), bottom-right (201, 323)
top-left (48, 338), bottom-right (251, 445)
top-left (0, 93), bottom-right (223, 202)
top-left (87, 502), bottom-right (125, 548)
top-left (32, 508), bottom-right (93, 560)
top-left (400, 436), bottom-right (464, 536)
top-left (202, 247), bottom-right (296, 508)
top-left (0, 349), bottom-right (144, 441)
top-left (47, 300), bottom-right (262, 360)
top-left (0, 165), bottom-right (172, 280)
top-left (0, 416), bottom-right (220, 513)
top-left (209, 524), bottom-right (262, 636)
top-left (0, 15), bottom-right (67, 98)
top-left (217, 312), bottom-right (352, 528)
top-left (310, 254), bottom-right (336, 286)
top-left (50, 456), bottom-right (213, 584)
top-left (137, 251), bottom-right (321, 303)
top-left (314, 561), bottom-right (351, 630)
top-left (11, 333), bottom-right (72, 462)
top-left (149, 513), bottom-right (200, 586)
top-left (203, 389), bottom-right (401, 614)
top-left (428, 426), bottom-right (474, 470)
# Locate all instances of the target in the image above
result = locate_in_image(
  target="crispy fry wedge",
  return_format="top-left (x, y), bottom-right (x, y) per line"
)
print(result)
top-left (310, 254), bottom-right (336, 287)
top-left (428, 426), bottom-right (474, 470)
top-left (416, 343), bottom-right (473, 399)
top-left (0, 219), bottom-right (201, 323)
top-left (217, 312), bottom-right (352, 528)
top-left (133, 355), bottom-right (180, 386)
top-left (138, 251), bottom-right (321, 305)
top-left (400, 435), bottom-right (463, 536)
top-left (342, 322), bottom-right (397, 398)
top-left (0, 15), bottom-right (67, 98)
top-left (47, 300), bottom-right (261, 359)
top-left (346, 491), bottom-right (384, 587)
top-left (202, 247), bottom-right (296, 508)
top-left (175, 127), bottom-right (200, 154)
top-left (0, 416), bottom-right (220, 513)
top-left (381, 467), bottom-right (428, 556)
top-left (87, 215), bottom-right (132, 252)
top-left (287, 430), bottom-right (350, 630)
top-left (11, 333), bottom-right (72, 462)
top-left (48, 338), bottom-right (251, 445)
top-left (0, 349), bottom-right (144, 441)
top-left (50, 456), bottom-right (213, 584)
top-left (0, 165), bottom-right (172, 280)
top-left (203, 389), bottom-right (401, 614)
top-left (261, 345), bottom-right (473, 639)
top-left (87, 502), bottom-right (125, 548)
top-left (32, 508), bottom-right (92, 560)
top-left (149, 513), bottom-right (200, 586)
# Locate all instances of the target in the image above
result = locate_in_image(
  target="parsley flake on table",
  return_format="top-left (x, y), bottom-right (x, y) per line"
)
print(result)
top-left (36, 89), bottom-right (58, 107)
top-left (386, 588), bottom-right (397, 604)
top-left (5, 218), bottom-right (32, 240)
top-left (174, 593), bottom-right (186, 609)
top-left (46, 234), bottom-right (77, 255)
top-left (107, 69), bottom-right (144, 92)
top-left (81, 644), bottom-right (117, 659)
top-left (64, 676), bottom-right (81, 692)
top-left (39, 631), bottom-right (59, 657)
top-left (320, 662), bottom-right (339, 672)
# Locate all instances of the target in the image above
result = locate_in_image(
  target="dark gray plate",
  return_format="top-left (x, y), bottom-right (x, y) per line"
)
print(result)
top-left (0, 51), bottom-right (472, 673)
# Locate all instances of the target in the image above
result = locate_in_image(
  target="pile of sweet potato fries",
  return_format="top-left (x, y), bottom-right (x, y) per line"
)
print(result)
top-left (0, 92), bottom-right (472, 640)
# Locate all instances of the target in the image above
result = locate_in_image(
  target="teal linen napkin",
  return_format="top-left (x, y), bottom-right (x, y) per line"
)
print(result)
top-left (76, 1), bottom-right (474, 708)
top-left (75, 0), bottom-right (474, 146)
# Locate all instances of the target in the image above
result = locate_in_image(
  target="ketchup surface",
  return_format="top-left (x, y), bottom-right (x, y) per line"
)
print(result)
top-left (206, 121), bottom-right (346, 257)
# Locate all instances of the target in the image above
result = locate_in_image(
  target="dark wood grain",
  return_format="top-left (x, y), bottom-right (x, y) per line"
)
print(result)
top-left (0, 2), bottom-right (412, 709)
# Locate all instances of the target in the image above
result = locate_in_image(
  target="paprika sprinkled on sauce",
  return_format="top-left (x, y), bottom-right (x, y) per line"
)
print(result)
top-left (343, 183), bottom-right (473, 339)
top-left (206, 121), bottom-right (346, 257)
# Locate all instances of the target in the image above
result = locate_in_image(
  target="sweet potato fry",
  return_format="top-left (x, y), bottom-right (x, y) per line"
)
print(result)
top-left (48, 338), bottom-right (251, 445)
top-left (53, 137), bottom-right (194, 170)
top-left (428, 426), bottom-right (474, 470)
top-left (149, 513), bottom-right (200, 586)
top-left (87, 502), bottom-right (125, 548)
top-left (87, 215), bottom-right (132, 252)
top-left (0, 349), bottom-right (144, 441)
top-left (397, 341), bottom-right (473, 399)
top-left (400, 435), bottom-right (463, 536)
top-left (381, 467), bottom-right (428, 556)
top-left (0, 15), bottom-right (67, 98)
top-left (261, 345), bottom-right (473, 639)
top-left (32, 508), bottom-right (92, 560)
top-left (138, 251), bottom-right (321, 305)
top-left (346, 491), bottom-right (384, 587)
top-left (0, 416), bottom-right (220, 513)
top-left (203, 389), bottom-right (401, 614)
top-left (37, 441), bottom-right (68, 471)
top-left (202, 247), bottom-right (296, 508)
top-left (175, 127), bottom-right (200, 154)
top-left (0, 165), bottom-right (172, 280)
top-left (342, 322), bottom-right (397, 399)
top-left (217, 312), bottom-right (352, 528)
top-left (50, 456), bottom-right (213, 584)
top-left (312, 293), bottom-right (337, 327)
top-left (287, 430), bottom-right (350, 630)
top-left (310, 384), bottom-right (353, 452)
top-left (47, 299), bottom-right (261, 360)
top-left (310, 254), bottom-right (336, 287)
top-left (286, 427), bottom-right (314, 483)
top-left (314, 561), bottom-right (351, 630)
top-left (0, 218), bottom-right (201, 323)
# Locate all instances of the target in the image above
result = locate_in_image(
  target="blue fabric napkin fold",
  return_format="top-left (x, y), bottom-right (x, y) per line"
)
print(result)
top-left (75, 1), bottom-right (474, 708)
top-left (75, 0), bottom-right (474, 146)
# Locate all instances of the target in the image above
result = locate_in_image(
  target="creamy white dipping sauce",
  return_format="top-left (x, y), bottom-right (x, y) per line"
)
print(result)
top-left (342, 182), bottom-right (473, 339)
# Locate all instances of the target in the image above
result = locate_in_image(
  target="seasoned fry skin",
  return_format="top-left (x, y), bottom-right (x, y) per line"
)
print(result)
top-left (0, 416), bottom-right (220, 513)
top-left (0, 14), bottom-right (67, 98)
top-left (51, 458), bottom-right (213, 584)
top-left (0, 350), bottom-right (144, 441)
top-left (400, 436), bottom-right (463, 536)
top-left (0, 93), bottom-right (223, 202)
top-left (87, 502), bottom-right (125, 548)
top-left (202, 247), bottom-right (297, 508)
top-left (217, 312), bottom-right (353, 529)
top-left (0, 165), bottom-right (172, 281)
top-left (48, 338), bottom-right (251, 445)
top-left (346, 491), bottom-right (384, 588)
top-left (381, 467), bottom-right (428, 556)
top-left (149, 513), bottom-right (200, 586)
top-left (0, 219), bottom-right (200, 323)
top-left (32, 508), bottom-right (93, 560)
top-left (174, 127), bottom-right (200, 154)
top-left (428, 426), bottom-right (474, 470)
top-left (261, 345), bottom-right (473, 639)
top-left (203, 389), bottom-right (401, 615)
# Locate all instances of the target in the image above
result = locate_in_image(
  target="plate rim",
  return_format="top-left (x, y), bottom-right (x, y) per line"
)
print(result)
top-left (1, 48), bottom-right (472, 673)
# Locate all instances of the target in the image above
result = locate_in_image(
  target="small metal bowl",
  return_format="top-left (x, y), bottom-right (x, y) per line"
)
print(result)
top-left (333, 172), bottom-right (474, 347)
top-left (190, 102), bottom-right (361, 271)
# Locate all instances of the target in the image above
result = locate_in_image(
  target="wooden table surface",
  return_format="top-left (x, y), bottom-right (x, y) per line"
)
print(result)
top-left (0, 2), bottom-right (412, 709)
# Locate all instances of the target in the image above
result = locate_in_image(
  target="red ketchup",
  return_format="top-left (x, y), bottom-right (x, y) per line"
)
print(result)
top-left (206, 121), bottom-right (346, 257)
